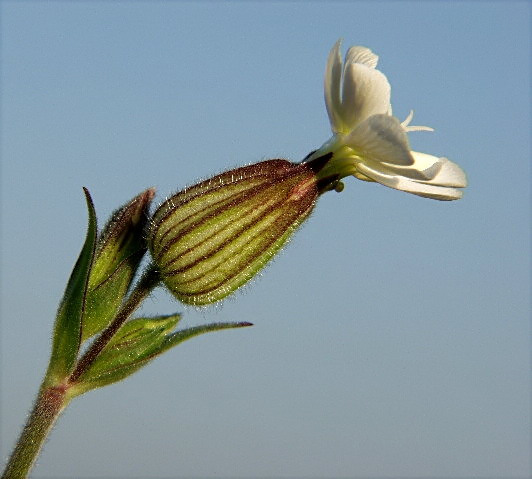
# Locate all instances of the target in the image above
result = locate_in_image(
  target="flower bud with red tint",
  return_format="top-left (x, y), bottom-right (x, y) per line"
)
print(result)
top-left (148, 159), bottom-right (323, 305)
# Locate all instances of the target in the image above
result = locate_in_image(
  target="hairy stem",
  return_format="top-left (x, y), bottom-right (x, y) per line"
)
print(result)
top-left (1, 385), bottom-right (70, 479)
top-left (1, 264), bottom-right (161, 479)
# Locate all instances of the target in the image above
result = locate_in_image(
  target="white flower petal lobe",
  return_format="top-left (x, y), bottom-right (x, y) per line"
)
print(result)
top-left (324, 40), bottom-right (344, 132)
top-left (347, 114), bottom-right (414, 166)
top-left (356, 163), bottom-right (464, 200)
top-left (345, 46), bottom-right (379, 69)
top-left (341, 63), bottom-right (391, 128)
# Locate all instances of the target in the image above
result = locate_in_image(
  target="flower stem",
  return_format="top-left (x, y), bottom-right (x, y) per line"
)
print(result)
top-left (1, 385), bottom-right (70, 479)
top-left (1, 264), bottom-right (161, 479)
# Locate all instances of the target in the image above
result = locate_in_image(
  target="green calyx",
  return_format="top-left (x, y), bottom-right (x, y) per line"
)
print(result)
top-left (148, 159), bottom-right (319, 305)
top-left (303, 149), bottom-right (359, 194)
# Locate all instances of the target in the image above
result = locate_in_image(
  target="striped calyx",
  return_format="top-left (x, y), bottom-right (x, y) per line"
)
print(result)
top-left (148, 159), bottom-right (319, 305)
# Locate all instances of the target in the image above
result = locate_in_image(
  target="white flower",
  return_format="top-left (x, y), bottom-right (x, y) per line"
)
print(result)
top-left (307, 40), bottom-right (467, 201)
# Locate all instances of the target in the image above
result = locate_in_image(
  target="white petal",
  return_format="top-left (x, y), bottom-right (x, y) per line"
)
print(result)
top-left (324, 40), bottom-right (344, 133)
top-left (410, 152), bottom-right (468, 187)
top-left (356, 163), bottom-right (464, 200)
top-left (347, 114), bottom-right (414, 166)
top-left (341, 63), bottom-right (391, 127)
top-left (371, 151), bottom-right (468, 187)
top-left (345, 46), bottom-right (378, 69)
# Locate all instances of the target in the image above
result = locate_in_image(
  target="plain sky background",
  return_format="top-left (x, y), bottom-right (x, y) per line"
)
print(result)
top-left (1, 1), bottom-right (530, 478)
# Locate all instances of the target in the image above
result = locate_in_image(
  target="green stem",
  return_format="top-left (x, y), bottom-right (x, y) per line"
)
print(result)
top-left (1, 264), bottom-right (161, 479)
top-left (1, 385), bottom-right (70, 479)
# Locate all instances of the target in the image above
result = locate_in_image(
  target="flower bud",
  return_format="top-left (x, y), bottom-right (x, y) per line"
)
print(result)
top-left (82, 189), bottom-right (155, 341)
top-left (148, 159), bottom-right (319, 305)
top-left (90, 188), bottom-right (155, 289)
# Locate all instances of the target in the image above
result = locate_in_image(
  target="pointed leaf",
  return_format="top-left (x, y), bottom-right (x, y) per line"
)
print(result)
top-left (158, 321), bottom-right (254, 355)
top-left (88, 314), bottom-right (181, 373)
top-left (45, 188), bottom-right (97, 383)
top-left (71, 319), bottom-right (252, 395)
top-left (72, 315), bottom-right (181, 393)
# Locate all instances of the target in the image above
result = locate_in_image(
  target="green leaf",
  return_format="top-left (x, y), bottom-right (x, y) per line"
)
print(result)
top-left (71, 318), bottom-right (252, 395)
top-left (45, 188), bottom-right (97, 384)
top-left (73, 314), bottom-right (181, 393)
top-left (158, 321), bottom-right (254, 355)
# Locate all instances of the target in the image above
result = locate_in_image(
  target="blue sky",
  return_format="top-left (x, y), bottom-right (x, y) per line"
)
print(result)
top-left (1, 1), bottom-right (530, 478)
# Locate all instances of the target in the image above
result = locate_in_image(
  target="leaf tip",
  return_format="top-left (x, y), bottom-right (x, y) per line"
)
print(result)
top-left (82, 187), bottom-right (95, 209)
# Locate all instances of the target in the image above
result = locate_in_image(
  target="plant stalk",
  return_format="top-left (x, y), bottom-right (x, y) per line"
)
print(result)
top-left (1, 263), bottom-right (161, 479)
top-left (1, 385), bottom-right (70, 479)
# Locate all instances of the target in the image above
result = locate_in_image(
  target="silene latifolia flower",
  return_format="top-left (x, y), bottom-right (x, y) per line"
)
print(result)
top-left (148, 40), bottom-right (467, 306)
top-left (305, 39), bottom-right (467, 200)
